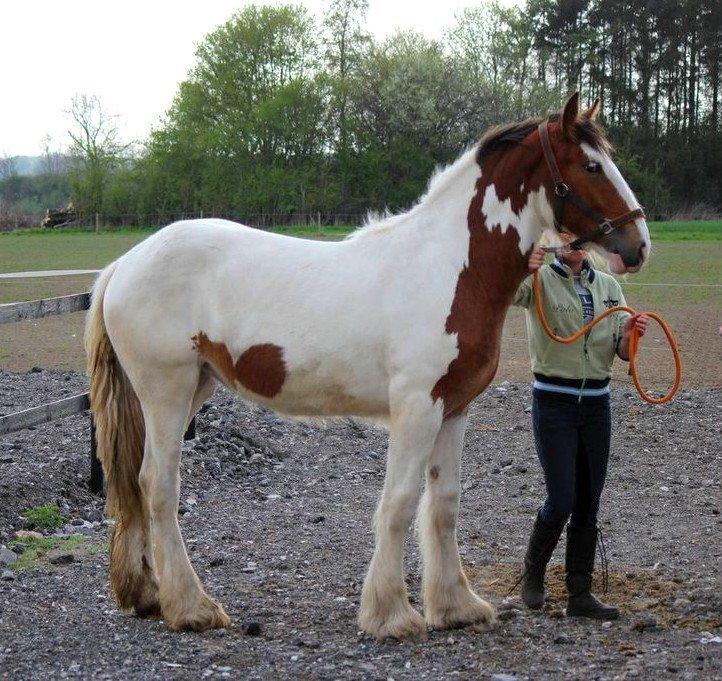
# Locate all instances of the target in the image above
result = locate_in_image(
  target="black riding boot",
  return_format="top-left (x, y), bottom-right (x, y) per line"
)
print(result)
top-left (565, 525), bottom-right (619, 620)
top-left (521, 515), bottom-right (566, 609)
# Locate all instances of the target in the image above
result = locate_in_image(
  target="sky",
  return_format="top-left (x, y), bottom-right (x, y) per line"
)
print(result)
top-left (0, 0), bottom-right (519, 157)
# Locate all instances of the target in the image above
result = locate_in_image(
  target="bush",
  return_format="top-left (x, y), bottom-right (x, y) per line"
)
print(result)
top-left (23, 504), bottom-right (66, 531)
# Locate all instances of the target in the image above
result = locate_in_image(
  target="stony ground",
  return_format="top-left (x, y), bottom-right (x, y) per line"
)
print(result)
top-left (0, 369), bottom-right (720, 680)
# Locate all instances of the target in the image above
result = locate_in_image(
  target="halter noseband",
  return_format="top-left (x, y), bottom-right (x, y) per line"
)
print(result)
top-left (537, 120), bottom-right (645, 251)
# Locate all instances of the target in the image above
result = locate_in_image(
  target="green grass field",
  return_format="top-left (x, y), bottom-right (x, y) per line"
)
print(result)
top-left (648, 219), bottom-right (721, 241)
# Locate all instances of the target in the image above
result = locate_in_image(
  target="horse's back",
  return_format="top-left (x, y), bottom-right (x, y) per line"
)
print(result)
top-left (100, 219), bottom-right (393, 416)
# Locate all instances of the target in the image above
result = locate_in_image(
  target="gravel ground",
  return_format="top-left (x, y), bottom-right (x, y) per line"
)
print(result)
top-left (0, 368), bottom-right (720, 680)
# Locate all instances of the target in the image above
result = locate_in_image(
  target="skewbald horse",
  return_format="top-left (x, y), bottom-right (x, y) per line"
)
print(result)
top-left (86, 93), bottom-right (649, 639)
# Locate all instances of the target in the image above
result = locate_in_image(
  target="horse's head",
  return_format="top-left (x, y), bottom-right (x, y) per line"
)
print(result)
top-left (538, 92), bottom-right (650, 274)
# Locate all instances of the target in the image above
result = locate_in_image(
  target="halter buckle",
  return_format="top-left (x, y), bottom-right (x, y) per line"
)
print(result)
top-left (599, 220), bottom-right (614, 235)
top-left (554, 182), bottom-right (569, 197)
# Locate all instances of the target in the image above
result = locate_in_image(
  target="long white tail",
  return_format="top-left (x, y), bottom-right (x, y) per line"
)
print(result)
top-left (84, 262), bottom-right (150, 608)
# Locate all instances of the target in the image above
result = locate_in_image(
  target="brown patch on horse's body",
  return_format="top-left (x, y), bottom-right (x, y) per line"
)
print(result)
top-left (431, 142), bottom-right (544, 418)
top-left (191, 332), bottom-right (286, 398)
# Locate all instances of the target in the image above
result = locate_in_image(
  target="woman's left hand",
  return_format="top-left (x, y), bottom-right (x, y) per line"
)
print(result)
top-left (622, 313), bottom-right (649, 339)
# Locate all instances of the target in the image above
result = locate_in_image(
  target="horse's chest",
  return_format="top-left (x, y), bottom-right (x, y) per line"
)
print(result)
top-left (431, 326), bottom-right (504, 418)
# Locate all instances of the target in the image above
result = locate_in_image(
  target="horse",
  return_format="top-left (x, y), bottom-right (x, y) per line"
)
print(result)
top-left (85, 92), bottom-right (650, 639)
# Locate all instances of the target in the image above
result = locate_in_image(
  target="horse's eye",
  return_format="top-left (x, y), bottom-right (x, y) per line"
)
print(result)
top-left (585, 161), bottom-right (602, 174)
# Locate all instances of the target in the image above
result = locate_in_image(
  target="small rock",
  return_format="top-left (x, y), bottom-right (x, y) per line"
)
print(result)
top-left (491, 674), bottom-right (518, 681)
top-left (700, 635), bottom-right (722, 644)
top-left (1, 570), bottom-right (15, 581)
top-left (0, 547), bottom-right (18, 567)
top-left (30, 366), bottom-right (43, 373)
top-left (311, 515), bottom-right (325, 524)
top-left (554, 635), bottom-right (570, 644)
top-left (630, 614), bottom-right (658, 632)
top-left (14, 530), bottom-right (43, 540)
top-left (498, 609), bottom-right (518, 621)
top-left (49, 553), bottom-right (74, 566)
top-left (672, 597), bottom-right (691, 610)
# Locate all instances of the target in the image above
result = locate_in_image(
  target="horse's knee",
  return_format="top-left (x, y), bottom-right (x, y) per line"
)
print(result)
top-left (428, 492), bottom-right (459, 533)
top-left (376, 491), bottom-right (418, 535)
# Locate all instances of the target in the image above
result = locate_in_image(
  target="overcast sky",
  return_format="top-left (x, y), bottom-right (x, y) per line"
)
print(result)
top-left (0, 0), bottom-right (519, 157)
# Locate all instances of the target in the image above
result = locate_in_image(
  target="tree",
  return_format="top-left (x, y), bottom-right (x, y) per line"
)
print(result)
top-left (141, 5), bottom-right (329, 216)
top-left (0, 154), bottom-right (15, 181)
top-left (67, 94), bottom-right (128, 215)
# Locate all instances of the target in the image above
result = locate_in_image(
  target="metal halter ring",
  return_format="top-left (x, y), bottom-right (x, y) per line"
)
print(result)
top-left (554, 182), bottom-right (569, 197)
top-left (599, 220), bottom-right (614, 235)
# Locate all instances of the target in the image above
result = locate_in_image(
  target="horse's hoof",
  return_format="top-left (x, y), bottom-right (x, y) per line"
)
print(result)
top-left (134, 598), bottom-right (162, 620)
top-left (358, 602), bottom-right (427, 640)
top-left (164, 595), bottom-right (231, 632)
top-left (425, 588), bottom-right (497, 631)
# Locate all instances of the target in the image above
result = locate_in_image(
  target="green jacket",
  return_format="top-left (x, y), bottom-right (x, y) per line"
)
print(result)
top-left (513, 260), bottom-right (630, 383)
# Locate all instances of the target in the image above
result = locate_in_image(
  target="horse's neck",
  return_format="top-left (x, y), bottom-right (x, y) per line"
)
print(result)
top-left (362, 146), bottom-right (546, 305)
top-left (463, 155), bottom-right (546, 306)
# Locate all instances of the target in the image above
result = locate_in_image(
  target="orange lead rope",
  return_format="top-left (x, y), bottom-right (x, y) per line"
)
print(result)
top-left (531, 271), bottom-right (682, 404)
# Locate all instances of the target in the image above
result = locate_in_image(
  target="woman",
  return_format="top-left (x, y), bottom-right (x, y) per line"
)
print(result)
top-left (513, 234), bottom-right (648, 619)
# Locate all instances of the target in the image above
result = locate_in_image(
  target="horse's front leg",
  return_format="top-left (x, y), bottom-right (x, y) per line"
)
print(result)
top-left (357, 392), bottom-right (442, 640)
top-left (417, 412), bottom-right (496, 630)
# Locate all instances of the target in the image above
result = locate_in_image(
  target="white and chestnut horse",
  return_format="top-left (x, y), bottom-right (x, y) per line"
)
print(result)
top-left (86, 93), bottom-right (649, 639)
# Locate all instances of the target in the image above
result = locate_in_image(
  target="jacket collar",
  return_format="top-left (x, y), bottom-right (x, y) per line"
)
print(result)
top-left (550, 257), bottom-right (596, 283)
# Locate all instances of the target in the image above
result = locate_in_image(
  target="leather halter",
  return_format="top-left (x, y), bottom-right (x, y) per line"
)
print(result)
top-left (538, 120), bottom-right (645, 251)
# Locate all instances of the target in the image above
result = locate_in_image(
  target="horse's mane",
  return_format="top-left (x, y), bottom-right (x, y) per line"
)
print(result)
top-left (349, 111), bottom-right (612, 240)
top-left (477, 112), bottom-right (612, 163)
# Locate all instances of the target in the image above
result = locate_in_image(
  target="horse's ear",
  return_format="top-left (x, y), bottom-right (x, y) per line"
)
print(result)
top-left (561, 92), bottom-right (580, 140)
top-left (584, 97), bottom-right (601, 120)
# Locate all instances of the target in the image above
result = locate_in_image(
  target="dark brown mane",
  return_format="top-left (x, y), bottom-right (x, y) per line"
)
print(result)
top-left (476, 112), bottom-right (612, 163)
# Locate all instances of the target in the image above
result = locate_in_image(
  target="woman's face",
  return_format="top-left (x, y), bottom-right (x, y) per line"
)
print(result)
top-left (561, 247), bottom-right (587, 266)
top-left (559, 235), bottom-right (587, 267)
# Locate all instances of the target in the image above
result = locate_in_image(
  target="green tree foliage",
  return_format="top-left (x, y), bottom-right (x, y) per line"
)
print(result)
top-left (13, 0), bottom-right (716, 224)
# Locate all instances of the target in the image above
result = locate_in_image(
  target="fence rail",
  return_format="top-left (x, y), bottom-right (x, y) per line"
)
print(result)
top-left (0, 292), bottom-right (91, 324)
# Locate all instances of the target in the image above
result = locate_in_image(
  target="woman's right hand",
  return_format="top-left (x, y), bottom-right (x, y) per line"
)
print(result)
top-left (528, 245), bottom-right (546, 273)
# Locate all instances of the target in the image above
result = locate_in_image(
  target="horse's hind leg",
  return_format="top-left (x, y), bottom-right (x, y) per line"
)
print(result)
top-left (417, 412), bottom-right (495, 630)
top-left (112, 370), bottom-right (215, 620)
top-left (137, 366), bottom-right (229, 631)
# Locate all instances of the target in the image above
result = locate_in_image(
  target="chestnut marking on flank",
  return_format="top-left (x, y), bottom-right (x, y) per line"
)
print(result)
top-left (191, 332), bottom-right (286, 398)
top-left (429, 466), bottom-right (439, 481)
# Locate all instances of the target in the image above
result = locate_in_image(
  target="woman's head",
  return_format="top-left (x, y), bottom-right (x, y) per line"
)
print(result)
top-left (558, 232), bottom-right (587, 268)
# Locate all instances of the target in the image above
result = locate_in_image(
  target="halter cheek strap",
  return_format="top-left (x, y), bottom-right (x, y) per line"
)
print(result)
top-left (537, 121), bottom-right (645, 251)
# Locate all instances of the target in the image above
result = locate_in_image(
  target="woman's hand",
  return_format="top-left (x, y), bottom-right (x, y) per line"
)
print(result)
top-left (622, 313), bottom-right (649, 339)
top-left (528, 245), bottom-right (546, 274)
top-left (618, 314), bottom-right (649, 360)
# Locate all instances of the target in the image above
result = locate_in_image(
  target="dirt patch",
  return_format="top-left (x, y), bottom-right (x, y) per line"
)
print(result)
top-left (471, 563), bottom-right (720, 632)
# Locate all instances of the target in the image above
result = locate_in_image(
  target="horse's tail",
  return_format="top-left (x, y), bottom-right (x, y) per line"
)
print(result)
top-left (85, 261), bottom-right (147, 604)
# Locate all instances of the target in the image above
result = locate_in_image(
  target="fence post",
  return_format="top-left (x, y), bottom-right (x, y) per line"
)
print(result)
top-left (95, 212), bottom-right (100, 233)
top-left (88, 414), bottom-right (104, 494)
